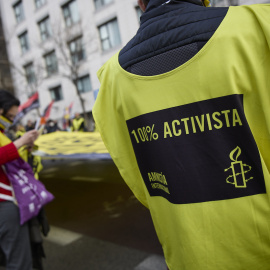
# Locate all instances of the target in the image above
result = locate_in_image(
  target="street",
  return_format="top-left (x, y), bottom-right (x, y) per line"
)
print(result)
top-left (39, 159), bottom-right (166, 270)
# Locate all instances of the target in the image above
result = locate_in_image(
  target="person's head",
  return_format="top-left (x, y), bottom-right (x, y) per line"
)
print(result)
top-left (138, 0), bottom-right (149, 12)
top-left (0, 89), bottom-right (20, 122)
top-left (16, 124), bottom-right (25, 132)
top-left (27, 119), bottom-right (33, 126)
top-left (75, 112), bottom-right (80, 119)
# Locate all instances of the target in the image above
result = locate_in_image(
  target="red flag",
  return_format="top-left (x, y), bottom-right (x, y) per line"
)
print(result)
top-left (14, 92), bottom-right (39, 123)
top-left (18, 92), bottom-right (39, 112)
top-left (43, 101), bottom-right (54, 119)
top-left (40, 101), bottom-right (54, 125)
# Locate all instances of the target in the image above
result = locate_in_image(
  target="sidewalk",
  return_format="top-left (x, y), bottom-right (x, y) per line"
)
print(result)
top-left (42, 226), bottom-right (167, 270)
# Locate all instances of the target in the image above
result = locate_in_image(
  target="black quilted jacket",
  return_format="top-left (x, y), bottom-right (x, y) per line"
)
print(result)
top-left (119, 0), bottom-right (228, 75)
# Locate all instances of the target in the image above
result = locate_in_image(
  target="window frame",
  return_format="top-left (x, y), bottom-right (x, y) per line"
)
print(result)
top-left (76, 74), bottom-right (92, 93)
top-left (18, 31), bottom-right (30, 54)
top-left (13, 1), bottom-right (25, 24)
top-left (135, 6), bottom-right (143, 23)
top-left (44, 50), bottom-right (58, 76)
top-left (38, 16), bottom-right (52, 42)
top-left (49, 85), bottom-right (63, 102)
top-left (98, 18), bottom-right (121, 52)
top-left (24, 62), bottom-right (36, 84)
top-left (35, 0), bottom-right (46, 9)
top-left (94, 0), bottom-right (113, 10)
top-left (68, 36), bottom-right (86, 65)
top-left (62, 0), bottom-right (80, 27)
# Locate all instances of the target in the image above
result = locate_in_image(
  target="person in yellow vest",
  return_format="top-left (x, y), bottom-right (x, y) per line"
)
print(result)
top-left (0, 89), bottom-right (39, 270)
top-left (14, 130), bottom-right (49, 270)
top-left (93, 1), bottom-right (270, 269)
top-left (15, 124), bottom-right (26, 139)
top-left (71, 112), bottom-right (85, 132)
top-left (15, 131), bottom-right (43, 180)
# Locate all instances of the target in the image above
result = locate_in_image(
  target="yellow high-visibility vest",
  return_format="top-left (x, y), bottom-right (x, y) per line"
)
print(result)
top-left (93, 4), bottom-right (270, 270)
top-left (0, 133), bottom-right (43, 180)
top-left (71, 118), bottom-right (84, 132)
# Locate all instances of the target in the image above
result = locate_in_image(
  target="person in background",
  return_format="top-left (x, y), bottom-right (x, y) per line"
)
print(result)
top-left (25, 119), bottom-right (35, 131)
top-left (15, 132), bottom-right (43, 180)
top-left (66, 119), bottom-right (72, 132)
top-left (0, 89), bottom-right (39, 270)
top-left (15, 123), bottom-right (26, 139)
top-left (71, 113), bottom-right (85, 132)
top-left (93, 0), bottom-right (270, 269)
top-left (15, 130), bottom-right (50, 270)
top-left (43, 119), bottom-right (61, 134)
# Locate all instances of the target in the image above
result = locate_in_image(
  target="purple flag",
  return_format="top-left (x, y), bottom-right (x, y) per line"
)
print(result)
top-left (4, 158), bottom-right (54, 225)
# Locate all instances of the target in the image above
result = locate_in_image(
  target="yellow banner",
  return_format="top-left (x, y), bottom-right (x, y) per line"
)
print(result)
top-left (34, 131), bottom-right (110, 159)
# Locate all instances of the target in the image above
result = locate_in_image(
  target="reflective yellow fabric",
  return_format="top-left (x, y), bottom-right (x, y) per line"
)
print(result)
top-left (203, 0), bottom-right (211, 7)
top-left (0, 132), bottom-right (43, 179)
top-left (0, 132), bottom-right (11, 147)
top-left (18, 147), bottom-right (43, 179)
top-left (15, 130), bottom-right (25, 138)
top-left (93, 4), bottom-right (270, 270)
top-left (71, 118), bottom-right (84, 132)
top-left (0, 116), bottom-right (12, 131)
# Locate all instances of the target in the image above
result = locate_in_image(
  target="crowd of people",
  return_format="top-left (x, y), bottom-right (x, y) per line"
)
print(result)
top-left (0, 88), bottom-right (92, 269)
top-left (1, 0), bottom-right (270, 269)
top-left (5, 112), bottom-right (88, 142)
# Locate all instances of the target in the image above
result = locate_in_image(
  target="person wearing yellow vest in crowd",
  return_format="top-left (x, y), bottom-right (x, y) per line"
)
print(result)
top-left (71, 112), bottom-right (85, 132)
top-left (14, 127), bottom-right (50, 270)
top-left (0, 89), bottom-right (39, 270)
top-left (15, 124), bottom-right (26, 139)
top-left (93, 0), bottom-right (270, 269)
top-left (15, 129), bottom-right (43, 180)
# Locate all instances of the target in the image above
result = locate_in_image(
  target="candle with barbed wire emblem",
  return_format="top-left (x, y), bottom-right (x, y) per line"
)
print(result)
top-left (224, 146), bottom-right (253, 188)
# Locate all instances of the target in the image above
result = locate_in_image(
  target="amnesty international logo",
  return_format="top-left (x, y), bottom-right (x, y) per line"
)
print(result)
top-left (127, 94), bottom-right (266, 204)
top-left (224, 146), bottom-right (253, 188)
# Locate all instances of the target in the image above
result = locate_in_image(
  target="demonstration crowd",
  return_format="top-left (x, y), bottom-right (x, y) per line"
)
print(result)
top-left (1, 0), bottom-right (270, 270)
top-left (4, 112), bottom-right (86, 143)
top-left (0, 93), bottom-right (88, 270)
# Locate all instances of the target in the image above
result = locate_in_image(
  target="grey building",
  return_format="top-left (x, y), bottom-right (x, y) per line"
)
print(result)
top-left (0, 10), bottom-right (14, 94)
top-left (0, 0), bottom-right (268, 125)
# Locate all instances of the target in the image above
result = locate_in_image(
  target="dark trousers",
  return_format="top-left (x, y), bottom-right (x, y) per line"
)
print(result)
top-left (0, 201), bottom-right (32, 270)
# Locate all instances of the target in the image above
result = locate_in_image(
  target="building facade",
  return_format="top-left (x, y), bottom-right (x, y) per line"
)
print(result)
top-left (0, 0), bottom-right (142, 128)
top-left (0, 0), bottom-right (269, 127)
top-left (0, 9), bottom-right (14, 94)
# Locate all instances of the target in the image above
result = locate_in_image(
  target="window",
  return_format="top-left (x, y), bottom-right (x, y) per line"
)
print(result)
top-left (18, 32), bottom-right (29, 54)
top-left (136, 6), bottom-right (143, 22)
top-left (44, 51), bottom-right (58, 76)
top-left (76, 75), bottom-right (92, 93)
top-left (38, 17), bottom-right (52, 41)
top-left (49, 85), bottom-right (63, 101)
top-left (13, 1), bottom-right (24, 23)
top-left (68, 36), bottom-right (86, 64)
top-left (94, 0), bottom-right (112, 10)
top-left (98, 19), bottom-right (121, 51)
top-left (24, 63), bottom-right (36, 84)
top-left (62, 0), bottom-right (80, 27)
top-left (35, 0), bottom-right (46, 9)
